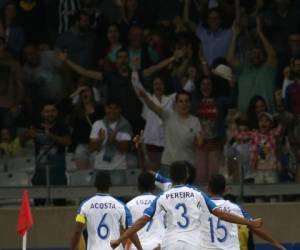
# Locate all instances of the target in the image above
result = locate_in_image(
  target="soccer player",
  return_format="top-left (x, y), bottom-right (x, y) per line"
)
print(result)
top-left (126, 172), bottom-right (165, 250)
top-left (70, 170), bottom-right (142, 250)
top-left (110, 161), bottom-right (263, 250)
top-left (199, 174), bottom-right (286, 250)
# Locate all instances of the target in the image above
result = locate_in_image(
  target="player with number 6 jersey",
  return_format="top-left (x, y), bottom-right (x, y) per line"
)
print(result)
top-left (71, 171), bottom-right (142, 250)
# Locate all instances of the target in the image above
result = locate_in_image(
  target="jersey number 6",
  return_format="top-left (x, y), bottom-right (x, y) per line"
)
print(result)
top-left (97, 213), bottom-right (110, 240)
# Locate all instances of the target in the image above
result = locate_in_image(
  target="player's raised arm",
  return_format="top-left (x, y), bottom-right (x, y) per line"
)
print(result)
top-left (212, 208), bottom-right (263, 228)
top-left (110, 215), bottom-right (150, 249)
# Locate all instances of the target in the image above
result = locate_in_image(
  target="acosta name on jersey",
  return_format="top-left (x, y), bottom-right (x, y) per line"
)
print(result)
top-left (166, 192), bottom-right (195, 199)
top-left (90, 203), bottom-right (116, 209)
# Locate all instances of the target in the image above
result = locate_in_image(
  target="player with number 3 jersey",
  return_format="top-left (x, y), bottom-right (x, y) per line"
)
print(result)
top-left (110, 161), bottom-right (263, 250)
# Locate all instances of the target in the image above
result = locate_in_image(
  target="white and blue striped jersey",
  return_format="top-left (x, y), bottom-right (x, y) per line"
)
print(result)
top-left (144, 185), bottom-right (217, 248)
top-left (126, 193), bottom-right (165, 250)
top-left (154, 173), bottom-right (172, 191)
top-left (76, 193), bottom-right (132, 250)
top-left (199, 198), bottom-right (252, 250)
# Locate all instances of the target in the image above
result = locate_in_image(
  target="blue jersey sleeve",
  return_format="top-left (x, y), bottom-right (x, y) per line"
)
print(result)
top-left (124, 204), bottom-right (133, 228)
top-left (155, 173), bottom-right (171, 184)
top-left (201, 192), bottom-right (217, 212)
top-left (144, 196), bottom-right (159, 218)
top-left (240, 207), bottom-right (252, 220)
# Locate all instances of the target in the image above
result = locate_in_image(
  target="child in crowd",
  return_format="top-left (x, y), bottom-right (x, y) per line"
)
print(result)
top-left (225, 114), bottom-right (253, 183)
top-left (233, 112), bottom-right (282, 185)
top-left (0, 128), bottom-right (22, 157)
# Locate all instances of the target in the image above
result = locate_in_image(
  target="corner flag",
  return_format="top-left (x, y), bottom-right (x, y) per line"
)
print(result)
top-left (17, 190), bottom-right (33, 236)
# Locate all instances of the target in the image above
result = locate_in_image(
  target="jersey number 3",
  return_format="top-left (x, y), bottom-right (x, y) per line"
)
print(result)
top-left (208, 217), bottom-right (227, 243)
top-left (97, 213), bottom-right (110, 240)
top-left (175, 203), bottom-right (189, 228)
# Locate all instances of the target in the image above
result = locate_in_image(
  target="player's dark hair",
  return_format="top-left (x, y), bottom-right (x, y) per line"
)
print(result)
top-left (138, 172), bottom-right (155, 193)
top-left (208, 174), bottom-right (226, 195)
top-left (94, 170), bottom-right (111, 191)
top-left (170, 161), bottom-right (188, 184)
top-left (185, 162), bottom-right (196, 185)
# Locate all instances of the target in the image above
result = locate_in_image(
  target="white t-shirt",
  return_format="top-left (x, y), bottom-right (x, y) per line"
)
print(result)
top-left (132, 73), bottom-right (175, 147)
top-left (76, 194), bottom-right (132, 250)
top-left (199, 198), bottom-right (252, 250)
top-left (144, 185), bottom-right (217, 248)
top-left (90, 120), bottom-right (131, 170)
top-left (127, 193), bottom-right (165, 250)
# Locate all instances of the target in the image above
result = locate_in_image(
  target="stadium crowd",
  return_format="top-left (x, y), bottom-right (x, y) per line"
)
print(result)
top-left (0, 0), bottom-right (300, 201)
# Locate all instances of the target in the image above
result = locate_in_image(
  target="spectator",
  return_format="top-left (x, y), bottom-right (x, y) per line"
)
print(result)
top-left (58, 0), bottom-right (81, 34)
top-left (233, 112), bottom-right (282, 186)
top-left (263, 0), bottom-right (300, 56)
top-left (0, 127), bottom-right (22, 157)
top-left (24, 103), bottom-right (71, 206)
top-left (186, 77), bottom-right (236, 183)
top-left (0, 37), bottom-right (23, 128)
top-left (138, 90), bottom-right (203, 175)
top-left (246, 95), bottom-right (268, 130)
top-left (17, 0), bottom-right (47, 44)
top-left (56, 10), bottom-right (97, 68)
top-left (227, 17), bottom-right (277, 112)
top-left (278, 33), bottom-right (300, 80)
top-left (57, 48), bottom-right (183, 134)
top-left (127, 25), bottom-right (159, 71)
top-left (23, 44), bottom-right (67, 117)
top-left (285, 57), bottom-right (300, 115)
top-left (281, 56), bottom-right (300, 98)
top-left (98, 23), bottom-right (123, 71)
top-left (70, 84), bottom-right (104, 170)
top-left (89, 99), bottom-right (132, 171)
top-left (119, 0), bottom-right (144, 41)
top-left (184, 0), bottom-right (237, 65)
top-left (0, 1), bottom-right (25, 57)
top-left (131, 72), bottom-right (176, 171)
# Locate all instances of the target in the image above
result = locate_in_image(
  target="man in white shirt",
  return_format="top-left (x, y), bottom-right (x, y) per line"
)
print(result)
top-left (126, 172), bottom-right (165, 250)
top-left (89, 99), bottom-right (132, 170)
top-left (200, 174), bottom-right (286, 250)
top-left (110, 161), bottom-right (263, 250)
top-left (70, 171), bottom-right (142, 250)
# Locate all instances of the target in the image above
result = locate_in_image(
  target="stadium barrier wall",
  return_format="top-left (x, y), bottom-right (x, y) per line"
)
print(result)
top-left (0, 203), bottom-right (300, 249)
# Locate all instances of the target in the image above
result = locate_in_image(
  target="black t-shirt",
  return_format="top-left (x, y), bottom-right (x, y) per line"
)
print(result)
top-left (104, 70), bottom-right (143, 123)
top-left (33, 122), bottom-right (70, 160)
top-left (71, 104), bottom-right (105, 146)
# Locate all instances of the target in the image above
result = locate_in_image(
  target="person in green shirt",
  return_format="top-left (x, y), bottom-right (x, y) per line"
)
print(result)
top-left (227, 16), bottom-right (277, 113)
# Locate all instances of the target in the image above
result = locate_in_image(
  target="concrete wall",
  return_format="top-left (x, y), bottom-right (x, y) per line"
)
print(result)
top-left (1, 203), bottom-right (300, 248)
